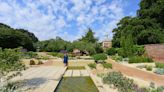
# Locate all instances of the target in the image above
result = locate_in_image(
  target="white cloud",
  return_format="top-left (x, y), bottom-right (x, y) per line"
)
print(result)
top-left (0, 0), bottom-right (129, 41)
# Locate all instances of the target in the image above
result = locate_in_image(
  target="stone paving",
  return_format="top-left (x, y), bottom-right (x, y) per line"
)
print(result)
top-left (12, 66), bottom-right (66, 92)
top-left (64, 70), bottom-right (89, 77)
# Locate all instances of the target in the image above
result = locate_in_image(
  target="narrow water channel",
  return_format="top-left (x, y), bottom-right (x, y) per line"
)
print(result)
top-left (54, 66), bottom-right (99, 92)
top-left (55, 77), bottom-right (99, 92)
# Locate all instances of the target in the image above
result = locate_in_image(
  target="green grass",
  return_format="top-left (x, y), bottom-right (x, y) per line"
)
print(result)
top-left (67, 66), bottom-right (85, 70)
top-left (55, 77), bottom-right (99, 92)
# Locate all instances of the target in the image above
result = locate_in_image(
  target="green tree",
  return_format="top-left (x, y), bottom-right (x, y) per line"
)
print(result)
top-left (79, 28), bottom-right (98, 43)
top-left (0, 23), bottom-right (38, 51)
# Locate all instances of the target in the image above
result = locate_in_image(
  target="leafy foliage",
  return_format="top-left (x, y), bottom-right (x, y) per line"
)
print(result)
top-left (154, 68), bottom-right (164, 75)
top-left (106, 48), bottom-right (117, 55)
top-left (0, 23), bottom-right (38, 51)
top-left (0, 48), bottom-right (25, 76)
top-left (103, 72), bottom-right (134, 92)
top-left (36, 29), bottom-right (103, 55)
top-left (102, 63), bottom-right (112, 69)
top-left (88, 63), bottom-right (96, 69)
top-left (111, 55), bottom-right (123, 62)
top-left (48, 52), bottom-right (64, 58)
top-left (146, 65), bottom-right (153, 71)
top-left (0, 48), bottom-right (25, 91)
top-left (129, 56), bottom-right (154, 63)
top-left (79, 28), bottom-right (98, 43)
top-left (112, 0), bottom-right (164, 47)
top-left (22, 51), bottom-right (38, 59)
top-left (155, 62), bottom-right (164, 68)
top-left (92, 53), bottom-right (107, 63)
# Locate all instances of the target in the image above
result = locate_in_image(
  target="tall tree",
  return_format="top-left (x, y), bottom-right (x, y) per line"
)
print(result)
top-left (112, 0), bottom-right (164, 47)
top-left (79, 28), bottom-right (98, 43)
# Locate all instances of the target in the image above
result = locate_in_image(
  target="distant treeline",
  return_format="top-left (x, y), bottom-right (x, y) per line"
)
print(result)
top-left (0, 24), bottom-right (103, 54)
top-left (36, 28), bottom-right (103, 55)
top-left (112, 0), bottom-right (164, 47)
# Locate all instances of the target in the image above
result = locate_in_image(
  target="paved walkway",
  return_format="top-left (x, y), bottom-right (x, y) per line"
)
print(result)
top-left (12, 66), bottom-right (66, 92)
top-left (107, 59), bottom-right (164, 86)
top-left (64, 70), bottom-right (89, 77)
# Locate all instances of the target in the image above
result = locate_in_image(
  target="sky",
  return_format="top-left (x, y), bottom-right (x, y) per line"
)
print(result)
top-left (0, 0), bottom-right (140, 41)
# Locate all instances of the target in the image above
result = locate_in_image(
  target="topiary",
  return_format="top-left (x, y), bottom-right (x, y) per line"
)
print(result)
top-left (37, 60), bottom-right (43, 65)
top-left (29, 60), bottom-right (35, 65)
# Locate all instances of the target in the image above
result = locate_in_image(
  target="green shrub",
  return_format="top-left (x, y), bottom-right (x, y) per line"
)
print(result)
top-left (48, 52), bottom-right (58, 56)
top-left (88, 63), bottom-right (96, 69)
top-left (103, 72), bottom-right (134, 92)
top-left (48, 52), bottom-right (64, 58)
top-left (102, 63), bottom-right (112, 69)
top-left (0, 48), bottom-right (25, 91)
top-left (133, 45), bottom-right (145, 56)
top-left (129, 56), bottom-right (153, 63)
top-left (29, 60), bottom-right (35, 65)
top-left (111, 55), bottom-right (123, 62)
top-left (92, 53), bottom-right (107, 63)
top-left (23, 51), bottom-right (38, 59)
top-left (106, 48), bottom-right (117, 55)
top-left (146, 66), bottom-right (152, 71)
top-left (0, 48), bottom-right (25, 76)
top-left (154, 68), bottom-right (164, 75)
top-left (155, 62), bottom-right (164, 68)
top-left (41, 56), bottom-right (49, 60)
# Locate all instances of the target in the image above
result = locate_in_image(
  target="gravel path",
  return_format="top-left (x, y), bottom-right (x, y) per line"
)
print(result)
top-left (107, 59), bottom-right (164, 86)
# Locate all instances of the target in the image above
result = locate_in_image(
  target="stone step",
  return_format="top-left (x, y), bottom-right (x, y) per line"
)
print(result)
top-left (72, 70), bottom-right (80, 77)
top-left (64, 70), bottom-right (72, 77)
top-left (80, 70), bottom-right (89, 76)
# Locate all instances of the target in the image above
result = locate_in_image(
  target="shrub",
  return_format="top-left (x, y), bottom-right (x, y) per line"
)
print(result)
top-left (103, 72), bottom-right (134, 92)
top-left (155, 62), bottom-right (164, 68)
top-left (111, 55), bottom-right (123, 62)
top-left (48, 52), bottom-right (64, 58)
top-left (41, 56), bottom-right (49, 60)
top-left (136, 65), bottom-right (146, 69)
top-left (48, 52), bottom-right (58, 56)
top-left (0, 48), bottom-right (25, 91)
top-left (88, 63), bottom-right (96, 69)
top-left (154, 68), bottom-right (164, 75)
top-left (92, 53), bottom-right (107, 63)
top-left (0, 48), bottom-right (25, 76)
top-left (106, 48), bottom-right (117, 55)
top-left (129, 56), bottom-right (153, 63)
top-left (38, 60), bottom-right (43, 65)
top-left (102, 63), bottom-right (112, 69)
top-left (133, 45), bottom-right (145, 56)
top-left (29, 60), bottom-right (35, 65)
top-left (23, 51), bottom-right (38, 59)
top-left (146, 66), bottom-right (152, 71)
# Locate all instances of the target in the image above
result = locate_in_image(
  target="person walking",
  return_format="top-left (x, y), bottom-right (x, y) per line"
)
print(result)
top-left (63, 53), bottom-right (68, 67)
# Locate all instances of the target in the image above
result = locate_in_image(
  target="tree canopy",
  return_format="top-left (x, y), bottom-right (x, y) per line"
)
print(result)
top-left (36, 28), bottom-right (103, 55)
top-left (0, 23), bottom-right (38, 51)
top-left (79, 28), bottom-right (98, 43)
top-left (112, 0), bottom-right (164, 47)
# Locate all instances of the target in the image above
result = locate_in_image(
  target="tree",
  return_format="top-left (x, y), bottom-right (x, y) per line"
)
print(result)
top-left (79, 28), bottom-right (98, 43)
top-left (0, 23), bottom-right (38, 51)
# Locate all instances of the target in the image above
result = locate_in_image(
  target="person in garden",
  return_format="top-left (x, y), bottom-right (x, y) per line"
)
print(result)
top-left (63, 52), bottom-right (68, 66)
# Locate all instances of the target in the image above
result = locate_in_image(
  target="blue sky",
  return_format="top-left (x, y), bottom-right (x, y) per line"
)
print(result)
top-left (0, 0), bottom-right (140, 41)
